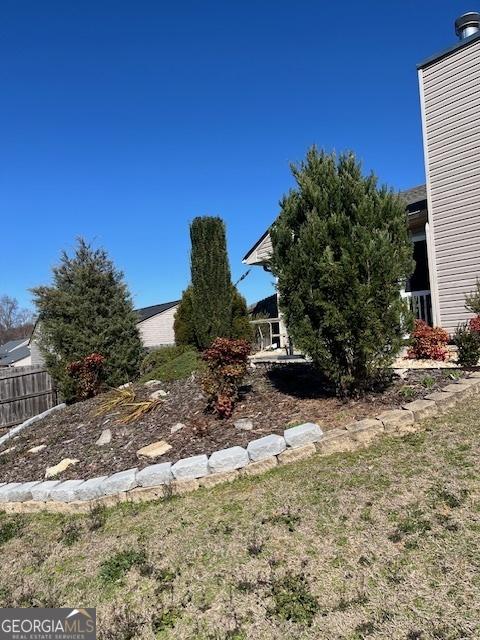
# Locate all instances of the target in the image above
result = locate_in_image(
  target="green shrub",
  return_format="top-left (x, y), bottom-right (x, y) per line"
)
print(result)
top-left (141, 345), bottom-right (191, 376)
top-left (270, 147), bottom-right (414, 396)
top-left (32, 238), bottom-right (143, 402)
top-left (140, 347), bottom-right (199, 383)
top-left (454, 323), bottom-right (480, 367)
top-left (465, 279), bottom-right (480, 315)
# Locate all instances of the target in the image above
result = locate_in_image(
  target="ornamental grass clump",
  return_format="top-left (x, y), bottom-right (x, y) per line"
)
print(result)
top-left (201, 337), bottom-right (251, 418)
top-left (407, 320), bottom-right (449, 361)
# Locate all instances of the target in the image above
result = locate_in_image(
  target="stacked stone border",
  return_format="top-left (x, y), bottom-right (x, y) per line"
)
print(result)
top-left (1, 373), bottom-right (479, 515)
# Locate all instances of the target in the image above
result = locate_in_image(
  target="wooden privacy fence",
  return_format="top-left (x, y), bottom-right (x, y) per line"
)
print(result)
top-left (0, 366), bottom-right (58, 430)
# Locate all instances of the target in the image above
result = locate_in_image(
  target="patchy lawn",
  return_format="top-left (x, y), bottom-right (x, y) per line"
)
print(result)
top-left (0, 365), bottom-right (464, 482)
top-left (1, 398), bottom-right (479, 639)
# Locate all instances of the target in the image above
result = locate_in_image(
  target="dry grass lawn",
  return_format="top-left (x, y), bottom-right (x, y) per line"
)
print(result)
top-left (1, 399), bottom-right (479, 640)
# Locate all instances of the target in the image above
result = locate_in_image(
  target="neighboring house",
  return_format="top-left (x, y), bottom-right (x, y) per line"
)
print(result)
top-left (29, 299), bottom-right (180, 365)
top-left (0, 338), bottom-right (32, 367)
top-left (244, 12), bottom-right (480, 339)
top-left (135, 300), bottom-right (180, 349)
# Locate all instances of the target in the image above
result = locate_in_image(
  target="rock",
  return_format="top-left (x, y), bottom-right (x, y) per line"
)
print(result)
top-left (95, 429), bottom-right (112, 446)
top-left (45, 458), bottom-right (79, 479)
top-left (28, 444), bottom-right (46, 454)
top-left (0, 482), bottom-right (41, 502)
top-left (171, 454), bottom-right (210, 480)
top-left (347, 419), bottom-right (384, 444)
top-left (441, 383), bottom-right (473, 399)
top-left (283, 422), bottom-right (323, 448)
top-left (469, 371), bottom-right (480, 378)
top-left (278, 443), bottom-right (316, 464)
top-left (117, 382), bottom-right (132, 389)
top-left (239, 457), bottom-right (277, 477)
top-left (101, 468), bottom-right (138, 496)
top-left (171, 422), bottom-right (186, 434)
top-left (0, 446), bottom-right (16, 456)
top-left (0, 483), bottom-right (22, 502)
top-left (69, 476), bottom-right (107, 501)
top-left (128, 485), bottom-right (166, 503)
top-left (208, 446), bottom-right (249, 473)
top-left (137, 462), bottom-right (173, 487)
top-left (144, 379), bottom-right (162, 387)
top-left (424, 391), bottom-right (459, 412)
top-left (31, 480), bottom-right (62, 501)
top-left (247, 434), bottom-right (286, 461)
top-left (200, 470), bottom-right (239, 488)
top-left (377, 409), bottom-right (414, 434)
top-left (50, 480), bottom-right (86, 503)
top-left (136, 440), bottom-right (172, 459)
top-left (316, 429), bottom-right (356, 454)
top-left (171, 478), bottom-right (200, 495)
top-left (149, 389), bottom-right (168, 400)
top-left (234, 418), bottom-right (254, 431)
top-left (402, 399), bottom-right (438, 421)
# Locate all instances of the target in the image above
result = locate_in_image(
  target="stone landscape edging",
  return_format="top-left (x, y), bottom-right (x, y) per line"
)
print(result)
top-left (0, 403), bottom-right (66, 448)
top-left (1, 373), bottom-right (479, 514)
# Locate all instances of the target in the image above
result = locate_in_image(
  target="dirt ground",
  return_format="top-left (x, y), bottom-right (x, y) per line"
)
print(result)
top-left (1, 397), bottom-right (478, 639)
top-left (0, 364), bottom-right (465, 481)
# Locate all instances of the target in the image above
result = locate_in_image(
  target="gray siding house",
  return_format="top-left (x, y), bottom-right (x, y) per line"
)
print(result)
top-left (244, 12), bottom-right (480, 342)
top-left (419, 12), bottom-right (480, 333)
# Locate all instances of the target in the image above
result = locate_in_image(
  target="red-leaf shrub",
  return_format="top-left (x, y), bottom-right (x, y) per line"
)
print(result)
top-left (407, 320), bottom-right (449, 361)
top-left (67, 352), bottom-right (106, 400)
top-left (201, 338), bottom-right (251, 418)
top-left (469, 315), bottom-right (480, 334)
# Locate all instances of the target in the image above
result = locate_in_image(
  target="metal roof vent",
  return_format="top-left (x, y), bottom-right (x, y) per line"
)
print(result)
top-left (455, 12), bottom-right (480, 39)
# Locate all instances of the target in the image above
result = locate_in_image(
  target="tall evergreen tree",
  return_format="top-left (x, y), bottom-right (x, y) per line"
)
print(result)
top-left (175, 217), bottom-right (252, 349)
top-left (270, 147), bottom-right (414, 396)
top-left (190, 216), bottom-right (233, 349)
top-left (32, 238), bottom-right (143, 400)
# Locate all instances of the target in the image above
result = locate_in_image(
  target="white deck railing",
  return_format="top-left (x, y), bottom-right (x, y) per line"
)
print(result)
top-left (402, 289), bottom-right (432, 324)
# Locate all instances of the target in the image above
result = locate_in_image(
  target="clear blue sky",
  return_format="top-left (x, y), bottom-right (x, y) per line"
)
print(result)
top-left (0, 1), bottom-right (469, 310)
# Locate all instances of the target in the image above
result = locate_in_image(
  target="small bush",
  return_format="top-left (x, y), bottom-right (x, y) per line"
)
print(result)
top-left (140, 345), bottom-right (191, 376)
top-left (201, 338), bottom-right (250, 418)
top-left (465, 279), bottom-right (480, 315)
top-left (454, 323), bottom-right (480, 367)
top-left (407, 320), bottom-right (449, 361)
top-left (140, 347), bottom-right (199, 383)
top-left (67, 352), bottom-right (106, 401)
top-left (469, 315), bottom-right (480, 334)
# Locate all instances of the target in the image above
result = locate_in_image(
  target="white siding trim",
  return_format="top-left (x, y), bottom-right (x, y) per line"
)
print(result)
top-left (137, 305), bottom-right (178, 349)
top-left (418, 67), bottom-right (441, 327)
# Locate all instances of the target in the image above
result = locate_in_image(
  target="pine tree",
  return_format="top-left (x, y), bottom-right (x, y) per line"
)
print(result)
top-left (270, 147), bottom-right (414, 396)
top-left (174, 217), bottom-right (252, 349)
top-left (31, 238), bottom-right (143, 400)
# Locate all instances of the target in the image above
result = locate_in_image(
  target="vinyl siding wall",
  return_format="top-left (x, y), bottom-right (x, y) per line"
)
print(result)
top-left (137, 306), bottom-right (178, 349)
top-left (420, 36), bottom-right (480, 332)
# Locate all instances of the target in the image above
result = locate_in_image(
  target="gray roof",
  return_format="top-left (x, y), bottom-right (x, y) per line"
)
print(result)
top-left (249, 294), bottom-right (278, 319)
top-left (400, 184), bottom-right (427, 208)
top-left (0, 338), bottom-right (26, 357)
top-left (0, 343), bottom-right (30, 366)
top-left (418, 29), bottom-right (480, 70)
top-left (135, 300), bottom-right (180, 323)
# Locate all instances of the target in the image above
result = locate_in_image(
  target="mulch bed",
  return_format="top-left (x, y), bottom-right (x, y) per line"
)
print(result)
top-left (0, 364), bottom-right (465, 482)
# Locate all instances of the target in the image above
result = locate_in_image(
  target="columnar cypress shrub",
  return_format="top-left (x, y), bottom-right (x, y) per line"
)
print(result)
top-left (190, 217), bottom-right (233, 349)
top-left (270, 147), bottom-right (414, 396)
top-left (32, 238), bottom-right (143, 401)
top-left (175, 217), bottom-right (252, 349)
